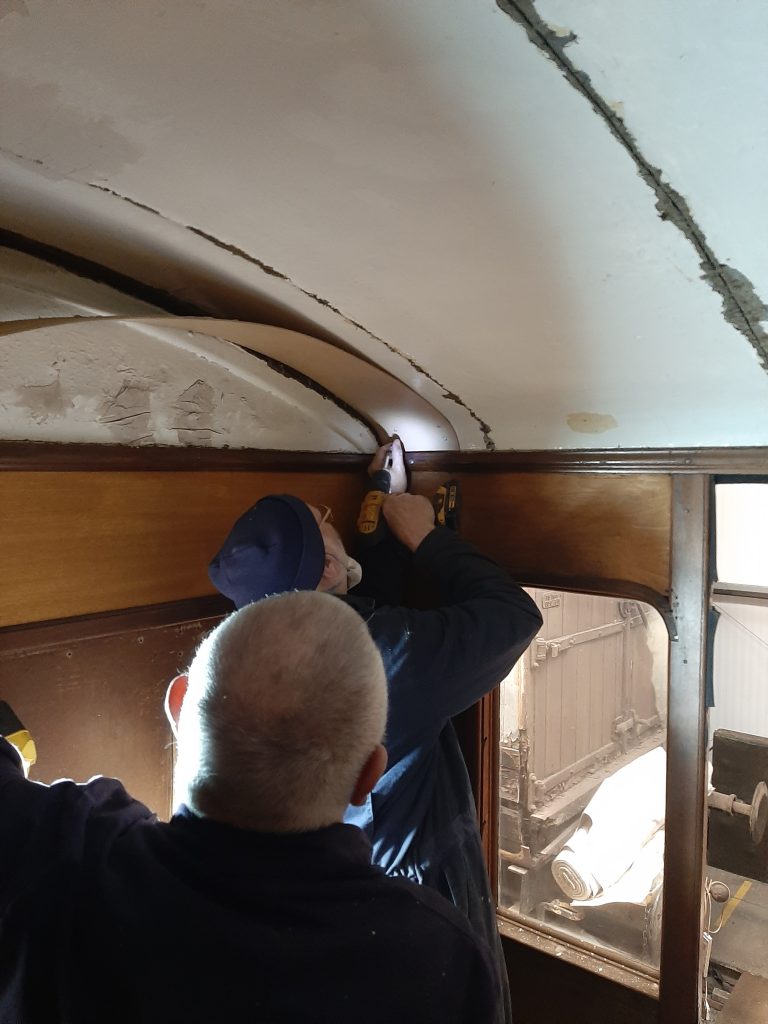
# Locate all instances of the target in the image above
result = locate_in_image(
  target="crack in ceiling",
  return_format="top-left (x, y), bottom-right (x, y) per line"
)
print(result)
top-left (185, 225), bottom-right (496, 450)
top-left (34, 177), bottom-right (497, 449)
top-left (497, 0), bottom-right (768, 374)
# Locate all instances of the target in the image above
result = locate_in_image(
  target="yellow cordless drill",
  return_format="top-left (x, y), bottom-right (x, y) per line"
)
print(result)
top-left (433, 479), bottom-right (460, 531)
top-left (356, 446), bottom-right (395, 546)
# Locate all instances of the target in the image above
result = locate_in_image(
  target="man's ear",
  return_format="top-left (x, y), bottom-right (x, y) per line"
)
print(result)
top-left (164, 674), bottom-right (188, 737)
top-left (349, 743), bottom-right (388, 806)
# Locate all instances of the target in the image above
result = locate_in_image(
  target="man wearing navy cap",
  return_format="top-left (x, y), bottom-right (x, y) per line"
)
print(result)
top-left (209, 441), bottom-right (543, 1024)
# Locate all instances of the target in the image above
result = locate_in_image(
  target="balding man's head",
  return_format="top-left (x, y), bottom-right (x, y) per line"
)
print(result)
top-left (174, 591), bottom-right (387, 832)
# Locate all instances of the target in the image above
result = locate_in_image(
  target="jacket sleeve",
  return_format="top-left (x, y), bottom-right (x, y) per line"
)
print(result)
top-left (397, 527), bottom-right (542, 725)
top-left (351, 529), bottom-right (412, 606)
top-left (0, 737), bottom-right (153, 908)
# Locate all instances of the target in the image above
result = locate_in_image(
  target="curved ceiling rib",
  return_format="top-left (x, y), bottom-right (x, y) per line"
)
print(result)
top-left (1, 316), bottom-right (459, 452)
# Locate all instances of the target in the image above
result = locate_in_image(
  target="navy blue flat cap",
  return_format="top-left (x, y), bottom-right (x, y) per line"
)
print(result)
top-left (209, 495), bottom-right (324, 609)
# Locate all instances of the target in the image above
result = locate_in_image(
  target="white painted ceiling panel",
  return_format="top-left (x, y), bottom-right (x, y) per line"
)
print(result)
top-left (0, 319), bottom-right (376, 451)
top-left (1, 0), bottom-right (766, 450)
top-left (532, 0), bottom-right (768, 290)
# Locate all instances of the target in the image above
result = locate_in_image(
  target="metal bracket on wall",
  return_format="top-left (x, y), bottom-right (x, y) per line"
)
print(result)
top-left (531, 614), bottom-right (642, 666)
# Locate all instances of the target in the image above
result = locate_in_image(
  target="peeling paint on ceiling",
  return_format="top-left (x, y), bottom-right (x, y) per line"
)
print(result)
top-left (1, 0), bottom-right (767, 450)
top-left (497, 0), bottom-right (768, 372)
top-left (0, 319), bottom-right (377, 451)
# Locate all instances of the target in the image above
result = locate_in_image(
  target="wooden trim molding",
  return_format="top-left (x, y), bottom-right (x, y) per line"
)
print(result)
top-left (498, 915), bottom-right (659, 1000)
top-left (0, 595), bottom-right (230, 651)
top-left (408, 448), bottom-right (768, 475)
top-left (2, 441), bottom-right (767, 475)
top-left (659, 475), bottom-right (711, 1024)
top-left (0, 441), bottom-right (370, 473)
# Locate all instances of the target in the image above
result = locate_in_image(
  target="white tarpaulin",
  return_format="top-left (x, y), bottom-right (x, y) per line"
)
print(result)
top-left (551, 746), bottom-right (666, 904)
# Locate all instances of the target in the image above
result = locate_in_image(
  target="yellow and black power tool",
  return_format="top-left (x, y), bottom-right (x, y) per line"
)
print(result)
top-left (433, 479), bottom-right (460, 531)
top-left (0, 700), bottom-right (37, 768)
top-left (356, 449), bottom-right (394, 547)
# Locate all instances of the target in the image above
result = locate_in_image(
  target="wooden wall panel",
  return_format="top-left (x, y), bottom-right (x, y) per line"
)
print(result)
top-left (0, 610), bottom-right (223, 816)
top-left (1, 467), bottom-right (672, 628)
top-left (503, 937), bottom-right (657, 1024)
top-left (410, 471), bottom-right (672, 601)
top-left (0, 470), bottom-right (365, 627)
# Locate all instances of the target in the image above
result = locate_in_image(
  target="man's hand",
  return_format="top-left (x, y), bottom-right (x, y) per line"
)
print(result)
top-left (368, 437), bottom-right (407, 495)
top-left (382, 493), bottom-right (435, 552)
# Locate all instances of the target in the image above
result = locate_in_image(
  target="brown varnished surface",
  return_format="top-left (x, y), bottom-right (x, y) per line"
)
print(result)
top-left (0, 470), bottom-right (365, 627)
top-left (408, 448), bottom-right (768, 475)
top-left (2, 440), bottom-right (766, 476)
top-left (2, 468), bottom-right (672, 627)
top-left (503, 936), bottom-right (657, 1023)
top-left (410, 471), bottom-right (672, 599)
top-left (658, 476), bottom-right (711, 1024)
top-left (0, 441), bottom-right (370, 472)
top-left (0, 612), bottom-right (223, 817)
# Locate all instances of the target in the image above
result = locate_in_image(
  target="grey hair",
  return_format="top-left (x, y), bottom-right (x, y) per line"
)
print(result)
top-left (174, 590), bottom-right (387, 832)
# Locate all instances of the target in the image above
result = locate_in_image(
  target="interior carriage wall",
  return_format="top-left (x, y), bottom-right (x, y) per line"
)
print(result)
top-left (0, 446), bottom-right (669, 1023)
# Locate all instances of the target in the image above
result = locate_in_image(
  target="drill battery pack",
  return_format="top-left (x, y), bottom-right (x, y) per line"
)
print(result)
top-left (0, 700), bottom-right (37, 766)
top-left (433, 479), bottom-right (460, 531)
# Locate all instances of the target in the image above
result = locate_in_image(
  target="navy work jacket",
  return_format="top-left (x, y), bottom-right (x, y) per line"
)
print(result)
top-left (343, 528), bottom-right (542, 918)
top-left (0, 738), bottom-right (498, 1023)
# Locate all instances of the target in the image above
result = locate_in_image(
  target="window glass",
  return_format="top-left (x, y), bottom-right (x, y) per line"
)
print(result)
top-left (498, 589), bottom-right (668, 972)
top-left (705, 483), bottom-right (768, 1014)
top-left (715, 484), bottom-right (768, 586)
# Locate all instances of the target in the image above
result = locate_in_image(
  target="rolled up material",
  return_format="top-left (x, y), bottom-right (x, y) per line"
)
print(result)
top-left (551, 746), bottom-right (666, 902)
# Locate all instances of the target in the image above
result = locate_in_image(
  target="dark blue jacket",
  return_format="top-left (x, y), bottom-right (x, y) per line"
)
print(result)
top-left (343, 527), bottom-right (541, 963)
top-left (0, 738), bottom-right (498, 1023)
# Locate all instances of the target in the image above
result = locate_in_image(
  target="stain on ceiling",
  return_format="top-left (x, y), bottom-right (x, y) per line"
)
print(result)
top-left (1, 0), bottom-right (766, 450)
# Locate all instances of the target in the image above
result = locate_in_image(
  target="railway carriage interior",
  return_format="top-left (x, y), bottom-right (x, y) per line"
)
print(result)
top-left (1, 3), bottom-right (767, 1023)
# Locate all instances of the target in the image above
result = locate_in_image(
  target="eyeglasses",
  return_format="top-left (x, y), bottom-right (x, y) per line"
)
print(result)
top-left (316, 505), bottom-right (334, 525)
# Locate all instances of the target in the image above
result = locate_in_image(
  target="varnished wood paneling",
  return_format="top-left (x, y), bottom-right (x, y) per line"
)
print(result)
top-left (410, 471), bottom-right (672, 600)
top-left (2, 467), bottom-right (672, 628)
top-left (0, 610), bottom-right (223, 817)
top-left (503, 934), bottom-right (657, 1023)
top-left (0, 470), bottom-right (365, 627)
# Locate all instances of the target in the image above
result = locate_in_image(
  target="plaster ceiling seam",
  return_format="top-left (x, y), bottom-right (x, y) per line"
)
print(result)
top-left (226, 340), bottom-right (376, 438)
top-left (4, 158), bottom-right (491, 447)
top-left (83, 182), bottom-right (495, 450)
top-left (497, 0), bottom-right (768, 374)
top-left (88, 183), bottom-right (163, 219)
top-left (185, 226), bottom-right (496, 451)
top-left (0, 226), bottom-right (204, 317)
top-left (11, 180), bottom-right (376, 437)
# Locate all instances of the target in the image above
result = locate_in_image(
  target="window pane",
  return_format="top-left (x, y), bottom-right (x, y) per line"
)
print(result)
top-left (706, 597), bottom-right (768, 1009)
top-left (715, 484), bottom-right (768, 586)
top-left (498, 589), bottom-right (668, 972)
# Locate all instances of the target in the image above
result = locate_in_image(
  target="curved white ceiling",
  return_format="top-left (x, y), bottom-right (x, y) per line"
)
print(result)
top-left (1, 0), bottom-right (767, 450)
top-left (1, 311), bottom-right (458, 450)
top-left (0, 317), bottom-right (377, 451)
